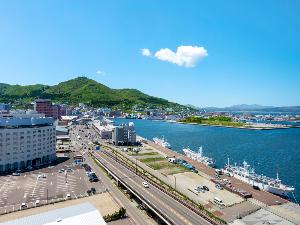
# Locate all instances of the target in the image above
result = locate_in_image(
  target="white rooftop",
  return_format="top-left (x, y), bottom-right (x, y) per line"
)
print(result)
top-left (0, 203), bottom-right (106, 225)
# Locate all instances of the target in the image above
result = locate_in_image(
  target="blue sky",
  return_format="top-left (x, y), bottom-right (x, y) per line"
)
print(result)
top-left (0, 0), bottom-right (299, 107)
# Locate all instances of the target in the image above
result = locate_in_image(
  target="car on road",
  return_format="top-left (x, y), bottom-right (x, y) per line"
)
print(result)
top-left (35, 200), bottom-right (40, 206)
top-left (142, 182), bottom-right (149, 188)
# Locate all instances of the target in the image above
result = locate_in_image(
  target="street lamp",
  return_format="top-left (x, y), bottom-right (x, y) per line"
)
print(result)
top-left (135, 158), bottom-right (137, 174)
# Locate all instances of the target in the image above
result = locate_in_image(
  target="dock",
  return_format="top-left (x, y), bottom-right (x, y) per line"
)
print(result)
top-left (141, 136), bottom-right (288, 206)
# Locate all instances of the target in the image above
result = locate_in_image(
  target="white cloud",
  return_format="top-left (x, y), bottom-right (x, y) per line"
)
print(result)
top-left (141, 48), bottom-right (151, 56)
top-left (152, 45), bottom-right (208, 67)
top-left (96, 70), bottom-right (106, 75)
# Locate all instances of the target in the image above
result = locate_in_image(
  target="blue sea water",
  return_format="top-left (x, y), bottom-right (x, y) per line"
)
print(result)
top-left (114, 118), bottom-right (300, 202)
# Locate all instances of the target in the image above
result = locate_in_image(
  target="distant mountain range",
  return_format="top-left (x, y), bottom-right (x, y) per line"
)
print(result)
top-left (203, 104), bottom-right (300, 113)
top-left (0, 77), bottom-right (186, 110)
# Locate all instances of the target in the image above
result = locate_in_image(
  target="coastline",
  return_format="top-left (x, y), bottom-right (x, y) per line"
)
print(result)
top-left (173, 121), bottom-right (292, 130)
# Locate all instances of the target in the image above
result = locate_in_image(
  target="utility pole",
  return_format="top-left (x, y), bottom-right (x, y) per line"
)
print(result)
top-left (174, 176), bottom-right (177, 190)
top-left (46, 189), bottom-right (48, 204)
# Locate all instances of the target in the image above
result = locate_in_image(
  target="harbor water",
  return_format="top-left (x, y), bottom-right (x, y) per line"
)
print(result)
top-left (114, 118), bottom-right (300, 202)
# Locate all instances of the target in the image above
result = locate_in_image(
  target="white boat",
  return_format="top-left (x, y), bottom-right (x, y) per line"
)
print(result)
top-left (222, 159), bottom-right (294, 197)
top-left (153, 136), bottom-right (171, 148)
top-left (183, 147), bottom-right (215, 167)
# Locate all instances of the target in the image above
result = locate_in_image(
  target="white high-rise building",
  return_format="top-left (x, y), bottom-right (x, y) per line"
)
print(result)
top-left (0, 113), bottom-right (56, 172)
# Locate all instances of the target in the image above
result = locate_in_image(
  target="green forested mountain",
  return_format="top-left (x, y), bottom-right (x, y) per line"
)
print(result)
top-left (0, 77), bottom-right (186, 110)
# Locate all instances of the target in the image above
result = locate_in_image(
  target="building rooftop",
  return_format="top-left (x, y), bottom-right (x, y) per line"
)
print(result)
top-left (0, 113), bottom-right (54, 128)
top-left (0, 202), bottom-right (106, 225)
top-left (34, 99), bottom-right (52, 103)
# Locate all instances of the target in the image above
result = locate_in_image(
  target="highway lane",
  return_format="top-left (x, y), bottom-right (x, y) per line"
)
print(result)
top-left (93, 150), bottom-right (213, 225)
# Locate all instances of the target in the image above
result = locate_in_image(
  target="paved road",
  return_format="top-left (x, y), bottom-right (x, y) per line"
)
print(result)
top-left (71, 125), bottom-right (152, 225)
top-left (93, 150), bottom-right (213, 225)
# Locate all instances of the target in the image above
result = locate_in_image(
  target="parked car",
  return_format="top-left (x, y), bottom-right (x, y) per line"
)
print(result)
top-left (66, 193), bottom-right (71, 199)
top-left (253, 185), bottom-right (260, 190)
top-left (202, 186), bottom-right (209, 191)
top-left (215, 184), bottom-right (224, 190)
top-left (12, 172), bottom-right (20, 176)
top-left (194, 187), bottom-right (200, 193)
top-left (91, 187), bottom-right (96, 194)
top-left (35, 200), bottom-right (40, 206)
top-left (89, 174), bottom-right (99, 182)
top-left (21, 202), bottom-right (27, 209)
top-left (214, 197), bottom-right (225, 207)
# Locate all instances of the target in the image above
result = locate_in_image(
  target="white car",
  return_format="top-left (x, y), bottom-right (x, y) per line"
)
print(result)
top-left (21, 202), bottom-right (27, 209)
top-left (142, 182), bottom-right (149, 188)
top-left (66, 193), bottom-right (71, 199)
top-left (35, 200), bottom-right (40, 206)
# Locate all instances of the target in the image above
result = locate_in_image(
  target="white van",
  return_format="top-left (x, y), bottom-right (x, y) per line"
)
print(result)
top-left (214, 197), bottom-right (225, 206)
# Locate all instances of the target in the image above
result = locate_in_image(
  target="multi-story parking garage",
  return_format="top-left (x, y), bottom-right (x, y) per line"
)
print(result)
top-left (0, 113), bottom-right (56, 172)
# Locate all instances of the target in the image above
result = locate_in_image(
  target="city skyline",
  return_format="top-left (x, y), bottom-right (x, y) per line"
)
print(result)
top-left (0, 1), bottom-right (299, 107)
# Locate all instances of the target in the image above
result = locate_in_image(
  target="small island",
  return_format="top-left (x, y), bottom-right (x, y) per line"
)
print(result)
top-left (178, 116), bottom-right (291, 130)
top-left (179, 116), bottom-right (245, 127)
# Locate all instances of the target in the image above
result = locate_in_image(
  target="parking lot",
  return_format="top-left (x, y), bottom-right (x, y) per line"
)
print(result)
top-left (171, 172), bottom-right (244, 207)
top-left (0, 156), bottom-right (106, 214)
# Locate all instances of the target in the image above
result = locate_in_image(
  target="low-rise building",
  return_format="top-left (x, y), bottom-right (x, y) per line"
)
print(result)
top-left (0, 112), bottom-right (56, 172)
top-left (92, 120), bottom-right (114, 140)
top-left (0, 103), bottom-right (10, 112)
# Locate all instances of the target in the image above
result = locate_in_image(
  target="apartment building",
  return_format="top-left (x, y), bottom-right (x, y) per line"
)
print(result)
top-left (34, 99), bottom-right (66, 119)
top-left (0, 113), bottom-right (56, 172)
top-left (112, 122), bottom-right (136, 146)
